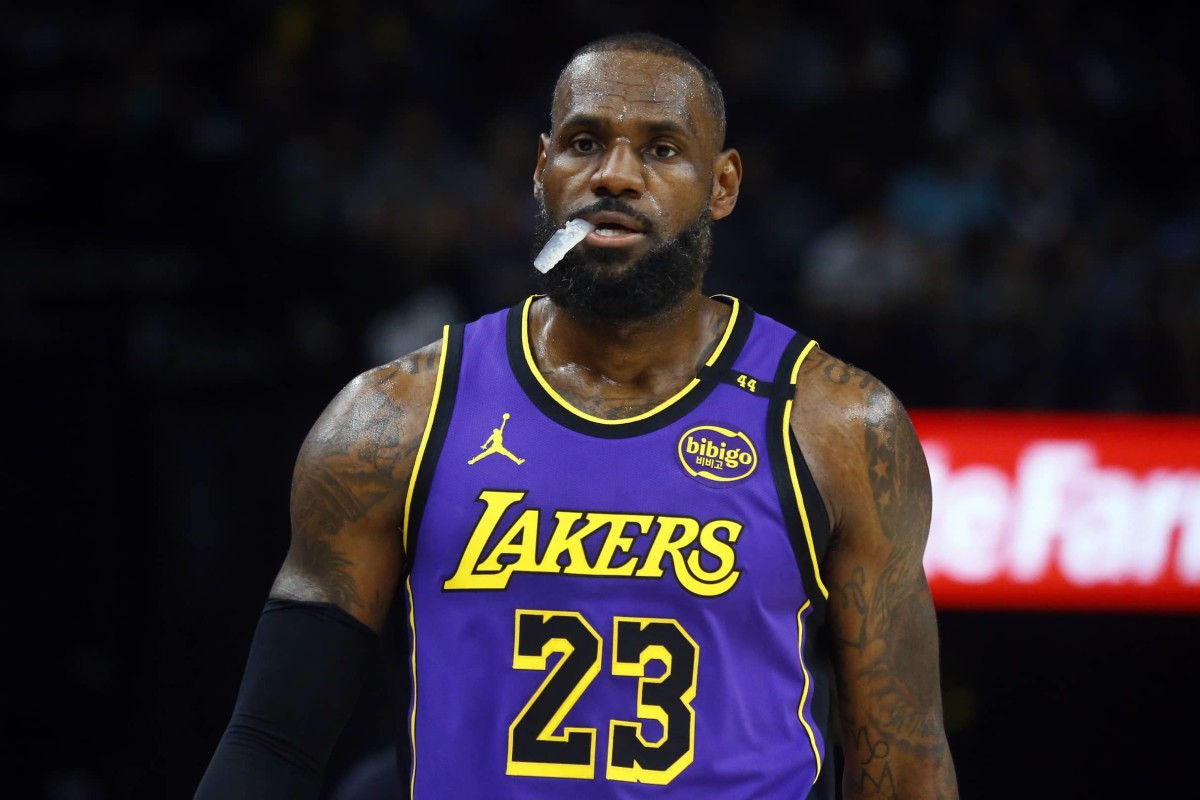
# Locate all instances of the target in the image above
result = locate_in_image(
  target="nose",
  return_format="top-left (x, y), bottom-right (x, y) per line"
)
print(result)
top-left (588, 141), bottom-right (644, 198)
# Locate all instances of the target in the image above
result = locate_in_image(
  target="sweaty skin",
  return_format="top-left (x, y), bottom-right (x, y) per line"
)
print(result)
top-left (534, 51), bottom-right (730, 270)
top-left (792, 351), bottom-right (957, 799)
top-left (270, 47), bottom-right (958, 800)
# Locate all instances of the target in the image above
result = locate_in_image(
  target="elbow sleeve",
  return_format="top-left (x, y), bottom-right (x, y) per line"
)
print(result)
top-left (194, 598), bottom-right (378, 800)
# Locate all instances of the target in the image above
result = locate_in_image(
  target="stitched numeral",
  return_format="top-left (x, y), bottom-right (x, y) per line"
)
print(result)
top-left (736, 374), bottom-right (758, 393)
top-left (509, 610), bottom-right (698, 785)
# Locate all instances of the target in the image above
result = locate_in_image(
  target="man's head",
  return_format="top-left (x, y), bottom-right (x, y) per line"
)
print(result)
top-left (531, 33), bottom-right (742, 321)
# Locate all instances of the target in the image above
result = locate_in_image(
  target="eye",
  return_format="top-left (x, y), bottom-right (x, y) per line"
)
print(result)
top-left (570, 137), bottom-right (600, 154)
top-left (648, 142), bottom-right (679, 159)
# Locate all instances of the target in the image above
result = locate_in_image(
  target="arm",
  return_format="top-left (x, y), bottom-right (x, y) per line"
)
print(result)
top-left (195, 341), bottom-right (443, 799)
top-left (272, 341), bottom-right (443, 629)
top-left (792, 348), bottom-right (958, 800)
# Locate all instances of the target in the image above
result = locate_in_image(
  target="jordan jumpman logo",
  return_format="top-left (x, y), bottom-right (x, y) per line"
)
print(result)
top-left (468, 412), bottom-right (525, 465)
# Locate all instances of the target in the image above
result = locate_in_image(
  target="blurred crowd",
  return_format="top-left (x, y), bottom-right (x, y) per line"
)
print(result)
top-left (7, 3), bottom-right (1199, 798)
top-left (6, 0), bottom-right (1198, 411)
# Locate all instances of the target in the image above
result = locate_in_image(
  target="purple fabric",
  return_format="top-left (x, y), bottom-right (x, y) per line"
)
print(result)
top-left (403, 297), bottom-right (829, 799)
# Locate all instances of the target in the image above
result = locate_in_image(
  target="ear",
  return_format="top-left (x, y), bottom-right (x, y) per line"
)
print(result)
top-left (533, 134), bottom-right (550, 202)
top-left (709, 148), bottom-right (742, 221)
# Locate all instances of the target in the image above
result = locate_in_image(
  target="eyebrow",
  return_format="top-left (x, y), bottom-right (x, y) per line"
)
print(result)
top-left (559, 112), bottom-right (697, 139)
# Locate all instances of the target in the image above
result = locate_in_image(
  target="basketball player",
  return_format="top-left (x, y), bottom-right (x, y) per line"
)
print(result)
top-left (196, 32), bottom-right (959, 799)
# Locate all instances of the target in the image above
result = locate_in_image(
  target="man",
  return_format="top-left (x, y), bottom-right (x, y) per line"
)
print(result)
top-left (196, 32), bottom-right (959, 799)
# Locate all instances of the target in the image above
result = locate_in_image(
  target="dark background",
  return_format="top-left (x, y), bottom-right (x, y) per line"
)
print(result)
top-left (8, 0), bottom-right (1199, 798)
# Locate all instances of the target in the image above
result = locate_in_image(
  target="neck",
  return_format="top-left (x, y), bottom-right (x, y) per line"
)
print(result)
top-left (528, 291), bottom-right (731, 418)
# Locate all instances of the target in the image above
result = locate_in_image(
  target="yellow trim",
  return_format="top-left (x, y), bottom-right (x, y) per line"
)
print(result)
top-left (401, 328), bottom-right (449, 799)
top-left (406, 576), bottom-right (417, 799)
top-left (782, 339), bottom-right (827, 599)
top-left (796, 601), bottom-right (823, 783)
top-left (402, 325), bottom-right (450, 555)
top-left (519, 295), bottom-right (740, 425)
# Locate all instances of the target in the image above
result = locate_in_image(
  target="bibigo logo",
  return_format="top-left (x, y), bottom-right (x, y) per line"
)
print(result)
top-left (678, 425), bottom-right (757, 483)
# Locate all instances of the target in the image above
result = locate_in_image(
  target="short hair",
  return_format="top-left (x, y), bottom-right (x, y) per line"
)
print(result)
top-left (553, 32), bottom-right (728, 149)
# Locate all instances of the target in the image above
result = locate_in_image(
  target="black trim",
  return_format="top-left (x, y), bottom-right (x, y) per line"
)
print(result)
top-left (767, 332), bottom-right (832, 623)
top-left (805, 624), bottom-right (836, 800)
top-left (695, 365), bottom-right (789, 399)
top-left (506, 296), bottom-right (756, 439)
top-left (789, 426), bottom-right (832, 576)
top-left (403, 323), bottom-right (465, 577)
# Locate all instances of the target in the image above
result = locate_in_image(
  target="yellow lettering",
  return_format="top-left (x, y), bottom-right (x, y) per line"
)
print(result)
top-left (634, 516), bottom-right (700, 580)
top-left (538, 511), bottom-right (595, 572)
top-left (443, 490), bottom-right (528, 590)
top-left (476, 508), bottom-right (546, 575)
top-left (679, 520), bottom-right (743, 597)
top-left (592, 514), bottom-right (654, 576)
top-left (443, 491), bottom-right (745, 597)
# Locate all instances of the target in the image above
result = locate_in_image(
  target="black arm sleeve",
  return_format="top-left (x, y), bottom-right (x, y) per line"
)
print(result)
top-left (194, 598), bottom-right (378, 800)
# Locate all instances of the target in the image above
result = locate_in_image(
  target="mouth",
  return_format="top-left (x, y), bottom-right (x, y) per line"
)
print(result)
top-left (580, 211), bottom-right (648, 248)
top-left (586, 225), bottom-right (646, 247)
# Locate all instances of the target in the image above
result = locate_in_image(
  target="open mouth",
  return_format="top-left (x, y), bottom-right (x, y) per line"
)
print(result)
top-left (587, 223), bottom-right (645, 245)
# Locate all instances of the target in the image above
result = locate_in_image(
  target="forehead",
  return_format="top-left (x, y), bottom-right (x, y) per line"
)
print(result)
top-left (554, 51), bottom-right (711, 139)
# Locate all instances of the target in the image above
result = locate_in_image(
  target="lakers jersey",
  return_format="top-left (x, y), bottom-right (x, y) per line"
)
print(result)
top-left (401, 295), bottom-right (834, 799)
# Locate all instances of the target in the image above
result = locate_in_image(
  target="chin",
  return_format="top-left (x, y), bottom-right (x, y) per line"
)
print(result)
top-left (533, 206), bottom-right (712, 321)
top-left (578, 242), bottom-right (646, 268)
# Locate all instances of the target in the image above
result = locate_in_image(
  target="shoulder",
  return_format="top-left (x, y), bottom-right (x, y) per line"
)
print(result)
top-left (788, 345), bottom-right (928, 536)
top-left (790, 345), bottom-right (904, 444)
top-left (311, 339), bottom-right (442, 440)
top-left (339, 339), bottom-right (444, 424)
top-left (293, 337), bottom-right (445, 506)
top-left (275, 338), bottom-right (446, 619)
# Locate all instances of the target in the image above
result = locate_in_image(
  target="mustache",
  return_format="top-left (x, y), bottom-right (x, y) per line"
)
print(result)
top-left (564, 197), bottom-right (655, 234)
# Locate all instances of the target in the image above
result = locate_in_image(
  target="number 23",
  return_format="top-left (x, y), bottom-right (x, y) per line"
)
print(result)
top-left (508, 609), bottom-right (698, 785)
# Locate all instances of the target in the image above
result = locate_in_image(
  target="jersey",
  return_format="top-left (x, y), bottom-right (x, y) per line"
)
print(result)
top-left (400, 295), bottom-right (834, 799)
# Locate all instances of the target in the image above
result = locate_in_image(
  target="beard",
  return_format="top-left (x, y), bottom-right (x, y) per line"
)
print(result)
top-left (531, 197), bottom-right (713, 322)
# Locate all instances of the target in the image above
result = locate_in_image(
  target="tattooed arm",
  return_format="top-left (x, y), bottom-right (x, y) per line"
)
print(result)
top-left (194, 341), bottom-right (442, 799)
top-left (792, 348), bottom-right (958, 800)
top-left (272, 339), bottom-right (444, 629)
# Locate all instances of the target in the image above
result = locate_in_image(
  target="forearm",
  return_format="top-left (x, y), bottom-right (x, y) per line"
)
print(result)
top-left (833, 582), bottom-right (959, 800)
top-left (195, 599), bottom-right (377, 800)
top-left (195, 724), bottom-right (326, 800)
top-left (839, 729), bottom-right (958, 800)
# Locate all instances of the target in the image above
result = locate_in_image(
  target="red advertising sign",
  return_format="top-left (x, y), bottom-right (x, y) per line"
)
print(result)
top-left (910, 410), bottom-right (1200, 613)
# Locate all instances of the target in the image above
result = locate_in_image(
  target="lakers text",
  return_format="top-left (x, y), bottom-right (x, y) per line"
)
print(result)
top-left (443, 490), bottom-right (744, 596)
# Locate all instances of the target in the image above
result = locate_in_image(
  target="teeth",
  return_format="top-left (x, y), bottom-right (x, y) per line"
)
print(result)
top-left (595, 228), bottom-right (629, 236)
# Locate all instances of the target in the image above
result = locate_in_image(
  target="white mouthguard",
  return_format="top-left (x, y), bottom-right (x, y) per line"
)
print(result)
top-left (533, 218), bottom-right (595, 273)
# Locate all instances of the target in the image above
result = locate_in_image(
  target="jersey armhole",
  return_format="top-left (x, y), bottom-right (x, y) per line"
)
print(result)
top-left (767, 334), bottom-right (833, 621)
top-left (402, 323), bottom-right (465, 576)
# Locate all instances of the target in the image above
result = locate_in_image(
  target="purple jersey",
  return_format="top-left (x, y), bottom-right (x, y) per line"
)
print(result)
top-left (401, 295), bottom-right (833, 799)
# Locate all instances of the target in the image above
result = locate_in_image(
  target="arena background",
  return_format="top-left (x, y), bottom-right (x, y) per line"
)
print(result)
top-left (8, 1), bottom-right (1199, 797)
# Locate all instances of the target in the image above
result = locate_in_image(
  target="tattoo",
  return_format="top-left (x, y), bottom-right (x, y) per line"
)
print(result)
top-left (550, 388), bottom-right (663, 420)
top-left (368, 586), bottom-right (389, 622)
top-left (286, 366), bottom-right (425, 611)
top-left (800, 349), bottom-right (881, 392)
top-left (827, 367), bottom-right (950, 795)
top-left (547, 306), bottom-right (731, 420)
top-left (860, 391), bottom-right (941, 737)
top-left (289, 535), bottom-right (361, 610)
top-left (853, 726), bottom-right (898, 799)
top-left (396, 347), bottom-right (441, 376)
